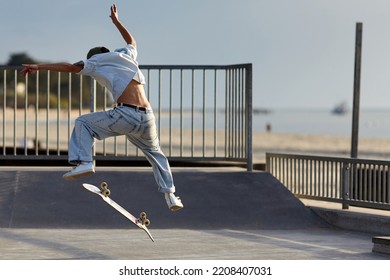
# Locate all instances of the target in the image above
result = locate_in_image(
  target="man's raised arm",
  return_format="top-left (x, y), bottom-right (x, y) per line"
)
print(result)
top-left (109, 4), bottom-right (136, 47)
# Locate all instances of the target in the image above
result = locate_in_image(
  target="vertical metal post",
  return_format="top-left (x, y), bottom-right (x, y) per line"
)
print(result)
top-left (351, 22), bottom-right (363, 158)
top-left (90, 78), bottom-right (96, 113)
top-left (13, 70), bottom-right (17, 155)
top-left (245, 64), bottom-right (253, 171)
top-left (213, 69), bottom-right (217, 157)
top-left (24, 74), bottom-right (28, 156)
top-left (169, 69), bottom-right (173, 156)
top-left (191, 69), bottom-right (195, 157)
top-left (265, 153), bottom-right (270, 172)
top-left (57, 73), bottom-right (61, 155)
top-left (35, 71), bottom-right (39, 155)
top-left (46, 71), bottom-right (50, 155)
top-left (68, 73), bottom-right (72, 146)
top-left (342, 162), bottom-right (350, 209)
top-left (90, 78), bottom-right (96, 162)
top-left (180, 69), bottom-right (183, 157)
top-left (202, 69), bottom-right (206, 157)
top-left (158, 69), bottom-right (162, 139)
top-left (3, 69), bottom-right (6, 155)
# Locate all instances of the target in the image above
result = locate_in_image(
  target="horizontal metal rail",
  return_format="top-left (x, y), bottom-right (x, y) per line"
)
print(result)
top-left (266, 152), bottom-right (390, 211)
top-left (0, 64), bottom-right (252, 170)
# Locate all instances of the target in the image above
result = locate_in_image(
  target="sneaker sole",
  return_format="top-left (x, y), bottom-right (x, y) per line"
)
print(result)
top-left (169, 205), bottom-right (184, 212)
top-left (63, 170), bottom-right (95, 181)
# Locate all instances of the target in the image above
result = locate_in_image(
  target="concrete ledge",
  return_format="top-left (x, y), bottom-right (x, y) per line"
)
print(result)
top-left (310, 206), bottom-right (390, 235)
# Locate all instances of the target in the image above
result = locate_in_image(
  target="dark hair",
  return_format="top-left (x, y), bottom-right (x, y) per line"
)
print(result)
top-left (86, 46), bottom-right (110, 59)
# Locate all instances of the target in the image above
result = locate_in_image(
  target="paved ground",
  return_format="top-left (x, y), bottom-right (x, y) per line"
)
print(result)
top-left (0, 167), bottom-right (389, 260)
top-left (0, 228), bottom-right (386, 260)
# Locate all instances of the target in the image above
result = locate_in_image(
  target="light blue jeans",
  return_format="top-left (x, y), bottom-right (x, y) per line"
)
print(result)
top-left (68, 104), bottom-right (175, 193)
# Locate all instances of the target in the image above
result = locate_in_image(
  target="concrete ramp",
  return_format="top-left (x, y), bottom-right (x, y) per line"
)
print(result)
top-left (0, 168), bottom-right (328, 229)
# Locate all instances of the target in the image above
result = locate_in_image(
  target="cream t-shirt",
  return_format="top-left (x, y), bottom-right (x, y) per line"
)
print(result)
top-left (78, 44), bottom-right (145, 102)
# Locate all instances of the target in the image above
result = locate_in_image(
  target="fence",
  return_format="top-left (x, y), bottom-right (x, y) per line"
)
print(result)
top-left (266, 152), bottom-right (390, 210)
top-left (0, 64), bottom-right (253, 170)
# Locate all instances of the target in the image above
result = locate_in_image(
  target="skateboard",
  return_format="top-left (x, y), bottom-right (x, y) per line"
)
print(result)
top-left (82, 182), bottom-right (154, 242)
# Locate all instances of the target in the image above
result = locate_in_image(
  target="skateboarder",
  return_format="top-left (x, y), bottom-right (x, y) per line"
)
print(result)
top-left (21, 4), bottom-right (183, 211)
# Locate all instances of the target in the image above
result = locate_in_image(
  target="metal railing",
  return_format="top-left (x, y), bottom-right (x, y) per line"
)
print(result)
top-left (266, 152), bottom-right (390, 210)
top-left (0, 64), bottom-right (253, 170)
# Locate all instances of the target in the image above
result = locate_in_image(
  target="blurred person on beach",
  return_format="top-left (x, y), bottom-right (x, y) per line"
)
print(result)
top-left (21, 4), bottom-right (183, 211)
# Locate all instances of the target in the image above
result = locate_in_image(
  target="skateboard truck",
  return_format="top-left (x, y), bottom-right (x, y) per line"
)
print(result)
top-left (100, 181), bottom-right (111, 197)
top-left (139, 212), bottom-right (151, 227)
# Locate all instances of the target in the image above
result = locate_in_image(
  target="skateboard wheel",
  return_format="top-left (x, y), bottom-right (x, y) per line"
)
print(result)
top-left (144, 219), bottom-right (151, 227)
top-left (100, 182), bottom-right (108, 189)
top-left (140, 212), bottom-right (147, 219)
top-left (102, 188), bottom-right (111, 197)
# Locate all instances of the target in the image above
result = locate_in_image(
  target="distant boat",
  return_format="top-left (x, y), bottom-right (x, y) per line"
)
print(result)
top-left (332, 102), bottom-right (348, 115)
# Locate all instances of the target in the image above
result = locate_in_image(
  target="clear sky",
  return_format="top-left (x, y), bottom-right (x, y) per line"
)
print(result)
top-left (1, 0), bottom-right (390, 110)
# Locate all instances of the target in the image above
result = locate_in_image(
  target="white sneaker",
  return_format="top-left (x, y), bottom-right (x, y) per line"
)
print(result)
top-left (165, 193), bottom-right (184, 211)
top-left (63, 162), bottom-right (95, 181)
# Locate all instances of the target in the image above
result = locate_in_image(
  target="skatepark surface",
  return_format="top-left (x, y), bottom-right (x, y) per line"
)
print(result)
top-left (0, 166), bottom-right (389, 260)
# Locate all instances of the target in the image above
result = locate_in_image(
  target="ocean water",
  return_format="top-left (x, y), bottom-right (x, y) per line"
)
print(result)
top-left (255, 108), bottom-right (390, 138)
top-left (156, 108), bottom-right (390, 139)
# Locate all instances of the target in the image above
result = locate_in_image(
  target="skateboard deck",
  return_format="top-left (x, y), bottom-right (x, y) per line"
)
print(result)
top-left (82, 182), bottom-right (154, 242)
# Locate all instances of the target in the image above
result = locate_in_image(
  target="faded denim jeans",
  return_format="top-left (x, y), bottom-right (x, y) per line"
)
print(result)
top-left (68, 104), bottom-right (175, 193)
